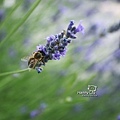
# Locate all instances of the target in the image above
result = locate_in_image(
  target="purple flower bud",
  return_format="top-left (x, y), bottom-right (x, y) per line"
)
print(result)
top-left (36, 45), bottom-right (48, 55)
top-left (50, 35), bottom-right (55, 40)
top-left (36, 45), bottom-right (44, 51)
top-left (54, 45), bottom-right (59, 50)
top-left (75, 22), bottom-right (84, 34)
top-left (50, 41), bottom-right (56, 47)
top-left (46, 35), bottom-right (55, 43)
top-left (60, 51), bottom-right (66, 56)
top-left (67, 31), bottom-right (76, 39)
top-left (46, 36), bottom-right (51, 42)
top-left (70, 20), bottom-right (74, 26)
top-left (67, 39), bottom-right (71, 43)
top-left (60, 48), bottom-right (67, 56)
top-left (61, 38), bottom-right (68, 46)
top-left (52, 51), bottom-right (61, 60)
top-left (71, 26), bottom-right (76, 34)
top-left (58, 33), bottom-right (62, 39)
top-left (67, 20), bottom-right (74, 30)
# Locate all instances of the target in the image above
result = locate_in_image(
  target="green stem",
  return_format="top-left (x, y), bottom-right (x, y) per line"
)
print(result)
top-left (0, 0), bottom-right (42, 47)
top-left (0, 68), bottom-right (29, 77)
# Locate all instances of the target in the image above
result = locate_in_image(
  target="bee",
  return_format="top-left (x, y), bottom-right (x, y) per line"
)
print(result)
top-left (21, 51), bottom-right (44, 69)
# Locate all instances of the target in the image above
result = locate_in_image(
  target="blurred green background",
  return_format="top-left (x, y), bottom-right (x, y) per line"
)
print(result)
top-left (0, 0), bottom-right (120, 120)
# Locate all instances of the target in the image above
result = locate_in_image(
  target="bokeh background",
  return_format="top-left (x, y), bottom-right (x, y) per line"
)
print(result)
top-left (0, 0), bottom-right (120, 120)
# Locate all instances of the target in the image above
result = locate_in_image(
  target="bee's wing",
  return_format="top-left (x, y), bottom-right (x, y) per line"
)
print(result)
top-left (21, 56), bottom-right (29, 62)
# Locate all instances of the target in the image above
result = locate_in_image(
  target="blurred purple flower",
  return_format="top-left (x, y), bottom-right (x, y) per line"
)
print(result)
top-left (74, 46), bottom-right (84, 53)
top-left (108, 21), bottom-right (120, 33)
top-left (87, 24), bottom-right (98, 35)
top-left (114, 48), bottom-right (120, 61)
top-left (86, 7), bottom-right (98, 17)
top-left (52, 51), bottom-right (61, 60)
top-left (0, 9), bottom-right (5, 22)
top-left (30, 110), bottom-right (39, 118)
top-left (96, 87), bottom-right (109, 97)
top-left (46, 35), bottom-right (55, 43)
top-left (30, 103), bottom-right (47, 118)
top-left (85, 39), bottom-right (102, 60)
top-left (89, 58), bottom-right (113, 73)
top-left (117, 115), bottom-right (120, 120)
top-left (39, 103), bottom-right (47, 110)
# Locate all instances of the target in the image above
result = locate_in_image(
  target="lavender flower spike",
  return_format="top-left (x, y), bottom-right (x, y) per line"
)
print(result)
top-left (25, 20), bottom-right (84, 73)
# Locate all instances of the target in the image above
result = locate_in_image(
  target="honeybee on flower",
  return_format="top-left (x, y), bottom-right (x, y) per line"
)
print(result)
top-left (22, 20), bottom-right (84, 73)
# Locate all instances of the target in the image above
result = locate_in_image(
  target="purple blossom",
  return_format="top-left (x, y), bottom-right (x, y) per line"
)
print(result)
top-left (30, 103), bottom-right (47, 118)
top-left (117, 115), bottom-right (120, 120)
top-left (67, 31), bottom-right (76, 39)
top-left (114, 49), bottom-right (120, 61)
top-left (75, 22), bottom-right (84, 34)
top-left (30, 110), bottom-right (39, 118)
top-left (46, 35), bottom-right (55, 43)
top-left (52, 51), bottom-right (61, 60)
top-left (88, 58), bottom-right (113, 73)
top-left (26, 20), bottom-right (84, 73)
top-left (36, 45), bottom-right (43, 50)
top-left (59, 48), bottom-right (67, 56)
top-left (36, 45), bottom-right (48, 55)
top-left (67, 20), bottom-right (74, 30)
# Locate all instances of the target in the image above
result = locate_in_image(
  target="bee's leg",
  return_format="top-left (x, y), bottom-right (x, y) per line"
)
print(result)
top-left (41, 60), bottom-right (45, 66)
top-left (42, 61), bottom-right (45, 66)
top-left (33, 59), bottom-right (38, 69)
